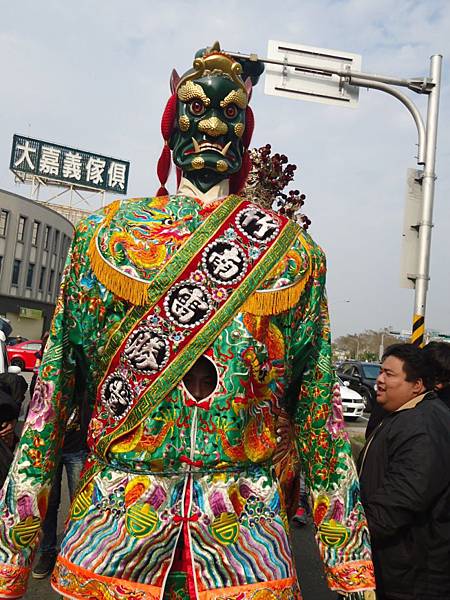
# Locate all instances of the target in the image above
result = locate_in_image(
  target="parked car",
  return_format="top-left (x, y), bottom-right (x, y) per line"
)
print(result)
top-left (6, 340), bottom-right (42, 371)
top-left (336, 360), bottom-right (381, 411)
top-left (0, 331), bottom-right (22, 375)
top-left (6, 336), bottom-right (29, 346)
top-left (339, 376), bottom-right (365, 421)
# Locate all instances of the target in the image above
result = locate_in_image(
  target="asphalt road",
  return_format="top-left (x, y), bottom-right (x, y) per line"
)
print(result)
top-left (19, 374), bottom-right (367, 599)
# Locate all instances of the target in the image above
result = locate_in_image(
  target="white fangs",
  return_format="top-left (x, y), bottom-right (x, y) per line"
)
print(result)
top-left (190, 138), bottom-right (232, 157)
top-left (221, 141), bottom-right (232, 156)
top-left (191, 138), bottom-right (201, 153)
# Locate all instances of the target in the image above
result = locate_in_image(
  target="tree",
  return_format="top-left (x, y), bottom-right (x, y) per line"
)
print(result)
top-left (334, 329), bottom-right (401, 362)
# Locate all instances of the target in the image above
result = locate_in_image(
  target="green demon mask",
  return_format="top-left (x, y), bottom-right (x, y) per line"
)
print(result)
top-left (170, 49), bottom-right (249, 193)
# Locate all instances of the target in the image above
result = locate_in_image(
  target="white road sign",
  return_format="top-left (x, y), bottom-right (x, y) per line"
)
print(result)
top-left (265, 40), bottom-right (361, 108)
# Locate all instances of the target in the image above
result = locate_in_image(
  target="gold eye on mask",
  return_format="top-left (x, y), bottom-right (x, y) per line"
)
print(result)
top-left (189, 99), bottom-right (206, 116)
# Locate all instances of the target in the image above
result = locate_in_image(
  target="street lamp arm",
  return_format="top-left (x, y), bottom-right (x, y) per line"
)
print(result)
top-left (349, 77), bottom-right (426, 165)
top-left (225, 50), bottom-right (434, 93)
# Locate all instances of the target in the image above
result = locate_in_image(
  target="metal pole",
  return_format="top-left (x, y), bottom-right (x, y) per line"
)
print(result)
top-left (350, 77), bottom-right (426, 164)
top-left (225, 50), bottom-right (433, 93)
top-left (378, 332), bottom-right (385, 362)
top-left (411, 55), bottom-right (442, 347)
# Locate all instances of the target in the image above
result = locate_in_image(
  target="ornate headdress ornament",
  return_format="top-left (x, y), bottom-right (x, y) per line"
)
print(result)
top-left (177, 41), bottom-right (246, 93)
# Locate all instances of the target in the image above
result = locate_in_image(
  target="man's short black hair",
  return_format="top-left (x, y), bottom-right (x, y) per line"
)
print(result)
top-left (382, 343), bottom-right (434, 389)
top-left (423, 341), bottom-right (450, 387)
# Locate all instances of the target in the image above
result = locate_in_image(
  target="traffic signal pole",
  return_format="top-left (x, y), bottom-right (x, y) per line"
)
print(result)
top-left (411, 55), bottom-right (442, 346)
top-left (227, 49), bottom-right (442, 345)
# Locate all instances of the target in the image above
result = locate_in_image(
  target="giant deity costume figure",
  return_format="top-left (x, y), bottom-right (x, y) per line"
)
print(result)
top-left (0, 44), bottom-right (375, 599)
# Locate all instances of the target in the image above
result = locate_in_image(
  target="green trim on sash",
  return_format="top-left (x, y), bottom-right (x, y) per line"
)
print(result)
top-left (99, 194), bottom-right (244, 374)
top-left (97, 218), bottom-right (300, 457)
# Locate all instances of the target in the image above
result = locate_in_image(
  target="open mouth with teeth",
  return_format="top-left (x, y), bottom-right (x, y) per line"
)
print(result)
top-left (184, 138), bottom-right (233, 158)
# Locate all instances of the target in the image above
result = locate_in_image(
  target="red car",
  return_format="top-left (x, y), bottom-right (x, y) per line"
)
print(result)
top-left (6, 339), bottom-right (42, 371)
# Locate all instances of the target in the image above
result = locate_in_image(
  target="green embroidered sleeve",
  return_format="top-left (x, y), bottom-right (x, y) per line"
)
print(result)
top-left (0, 225), bottom-right (88, 598)
top-left (291, 239), bottom-right (375, 596)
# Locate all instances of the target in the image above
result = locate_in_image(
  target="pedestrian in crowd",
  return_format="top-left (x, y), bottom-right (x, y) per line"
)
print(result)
top-left (358, 343), bottom-right (450, 600)
top-left (366, 339), bottom-right (450, 439)
top-left (423, 340), bottom-right (450, 410)
top-left (0, 389), bottom-right (20, 487)
top-left (0, 371), bottom-right (28, 423)
top-left (0, 372), bottom-right (28, 486)
top-left (32, 386), bottom-right (89, 579)
top-left (29, 332), bottom-right (49, 400)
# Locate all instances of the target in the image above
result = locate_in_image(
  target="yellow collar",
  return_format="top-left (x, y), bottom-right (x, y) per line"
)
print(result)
top-left (395, 392), bottom-right (426, 412)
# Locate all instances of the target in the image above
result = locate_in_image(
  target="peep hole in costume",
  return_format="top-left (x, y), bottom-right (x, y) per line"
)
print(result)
top-left (182, 355), bottom-right (218, 402)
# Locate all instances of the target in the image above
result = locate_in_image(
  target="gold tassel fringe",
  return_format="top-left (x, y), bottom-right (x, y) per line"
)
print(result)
top-left (87, 200), bottom-right (150, 306)
top-left (87, 199), bottom-right (312, 311)
top-left (241, 274), bottom-right (310, 316)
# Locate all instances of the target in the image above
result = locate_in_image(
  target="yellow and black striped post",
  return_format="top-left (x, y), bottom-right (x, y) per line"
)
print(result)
top-left (411, 314), bottom-right (425, 347)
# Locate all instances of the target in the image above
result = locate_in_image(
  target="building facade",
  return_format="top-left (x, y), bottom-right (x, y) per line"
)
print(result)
top-left (0, 189), bottom-right (74, 339)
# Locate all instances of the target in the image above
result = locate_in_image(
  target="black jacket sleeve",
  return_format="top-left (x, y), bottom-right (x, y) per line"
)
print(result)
top-left (363, 410), bottom-right (450, 541)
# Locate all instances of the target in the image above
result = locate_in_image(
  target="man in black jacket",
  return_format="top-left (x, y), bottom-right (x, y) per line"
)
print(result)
top-left (358, 343), bottom-right (450, 600)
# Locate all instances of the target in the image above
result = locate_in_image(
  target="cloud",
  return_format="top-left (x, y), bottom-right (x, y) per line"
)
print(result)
top-left (1, 0), bottom-right (449, 336)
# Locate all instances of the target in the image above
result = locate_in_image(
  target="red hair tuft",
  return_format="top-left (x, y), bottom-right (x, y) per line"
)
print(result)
top-left (156, 143), bottom-right (171, 196)
top-left (161, 93), bottom-right (177, 141)
top-left (156, 94), bottom-right (178, 196)
top-left (242, 106), bottom-right (254, 149)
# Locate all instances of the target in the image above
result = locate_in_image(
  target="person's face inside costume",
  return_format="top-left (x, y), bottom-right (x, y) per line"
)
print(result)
top-left (376, 355), bottom-right (425, 412)
top-left (170, 75), bottom-right (247, 193)
top-left (183, 356), bottom-right (217, 400)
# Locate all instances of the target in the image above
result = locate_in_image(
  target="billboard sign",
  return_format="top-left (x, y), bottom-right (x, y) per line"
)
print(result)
top-left (10, 134), bottom-right (130, 194)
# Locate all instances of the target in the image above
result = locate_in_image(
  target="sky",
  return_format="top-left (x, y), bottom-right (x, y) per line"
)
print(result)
top-left (1, 0), bottom-right (449, 338)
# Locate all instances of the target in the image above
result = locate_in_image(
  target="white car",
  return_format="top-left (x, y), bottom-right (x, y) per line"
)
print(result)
top-left (339, 376), bottom-right (365, 421)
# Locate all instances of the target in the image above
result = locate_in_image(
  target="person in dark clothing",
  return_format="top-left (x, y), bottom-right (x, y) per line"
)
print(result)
top-left (423, 340), bottom-right (450, 410)
top-left (365, 401), bottom-right (387, 439)
top-left (31, 406), bottom-right (88, 579)
top-left (0, 388), bottom-right (20, 487)
top-left (0, 372), bottom-right (28, 473)
top-left (0, 373), bottom-right (27, 487)
top-left (0, 372), bottom-right (28, 412)
top-left (32, 365), bottom-right (90, 579)
top-left (366, 340), bottom-right (450, 438)
top-left (29, 332), bottom-right (49, 400)
top-left (358, 343), bottom-right (450, 600)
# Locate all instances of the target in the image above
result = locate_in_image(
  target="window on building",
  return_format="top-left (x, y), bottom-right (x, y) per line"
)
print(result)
top-left (38, 266), bottom-right (46, 290)
top-left (17, 216), bottom-right (27, 242)
top-left (26, 263), bottom-right (35, 288)
top-left (53, 230), bottom-right (60, 253)
top-left (31, 221), bottom-right (40, 246)
top-left (0, 210), bottom-right (8, 237)
top-left (12, 259), bottom-right (21, 285)
top-left (0, 256), bottom-right (3, 274)
top-left (48, 269), bottom-right (55, 293)
top-left (44, 225), bottom-right (51, 250)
